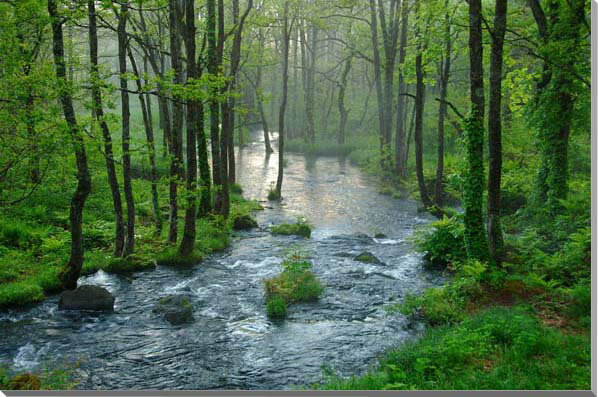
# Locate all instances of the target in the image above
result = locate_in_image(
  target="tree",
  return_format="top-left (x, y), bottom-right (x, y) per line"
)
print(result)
top-left (463, 0), bottom-right (489, 261)
top-left (87, 0), bottom-right (125, 256)
top-left (117, 1), bottom-right (135, 256)
top-left (48, 0), bottom-right (92, 289)
top-left (275, 0), bottom-right (291, 199)
top-left (487, 0), bottom-right (507, 264)
top-left (179, 0), bottom-right (199, 256)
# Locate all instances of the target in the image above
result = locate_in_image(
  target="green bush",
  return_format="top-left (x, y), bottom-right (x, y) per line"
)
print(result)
top-left (267, 188), bottom-right (281, 201)
top-left (270, 220), bottom-right (312, 238)
top-left (263, 259), bottom-right (323, 318)
top-left (266, 295), bottom-right (288, 318)
top-left (0, 221), bottom-right (40, 249)
top-left (414, 216), bottom-right (466, 268)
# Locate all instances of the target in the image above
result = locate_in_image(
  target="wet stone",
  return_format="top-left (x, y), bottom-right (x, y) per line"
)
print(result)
top-left (153, 295), bottom-right (193, 325)
top-left (354, 251), bottom-right (385, 265)
top-left (59, 285), bottom-right (114, 312)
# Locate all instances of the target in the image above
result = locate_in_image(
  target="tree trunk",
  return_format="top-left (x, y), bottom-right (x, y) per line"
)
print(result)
top-left (215, 0), bottom-right (230, 216)
top-left (395, 0), bottom-right (409, 176)
top-left (337, 54), bottom-right (352, 145)
top-left (464, 0), bottom-right (489, 261)
top-left (179, 0), bottom-right (199, 256)
top-left (275, 1), bottom-right (290, 198)
top-left (414, 12), bottom-right (433, 211)
top-left (88, 0), bottom-right (125, 255)
top-left (117, 2), bottom-right (135, 256)
top-left (435, 9), bottom-right (452, 207)
top-left (49, 0), bottom-right (92, 290)
top-left (256, 53), bottom-right (273, 153)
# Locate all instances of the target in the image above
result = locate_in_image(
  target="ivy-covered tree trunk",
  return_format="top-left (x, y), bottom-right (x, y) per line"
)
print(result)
top-left (88, 0), bottom-right (125, 256)
top-left (49, 0), bottom-right (92, 290)
top-left (117, 2), bottom-right (135, 256)
top-left (530, 0), bottom-right (586, 215)
top-left (487, 0), bottom-right (507, 264)
top-left (464, 0), bottom-right (489, 261)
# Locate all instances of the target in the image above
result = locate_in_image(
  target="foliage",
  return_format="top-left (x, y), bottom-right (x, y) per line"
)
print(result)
top-left (270, 219), bottom-right (312, 238)
top-left (320, 306), bottom-right (590, 390)
top-left (264, 259), bottom-right (323, 319)
top-left (413, 216), bottom-right (466, 268)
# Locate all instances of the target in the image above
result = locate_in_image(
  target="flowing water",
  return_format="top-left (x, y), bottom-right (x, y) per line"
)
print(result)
top-left (0, 132), bottom-right (443, 390)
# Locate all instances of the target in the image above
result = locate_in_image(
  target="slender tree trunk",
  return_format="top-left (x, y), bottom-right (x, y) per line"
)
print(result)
top-left (337, 54), bottom-right (352, 145)
top-left (368, 0), bottom-right (386, 164)
top-left (215, 0), bottom-right (230, 216)
top-left (275, 1), bottom-right (290, 198)
top-left (49, 0), bottom-right (92, 290)
top-left (168, 0), bottom-right (185, 242)
top-left (179, 0), bottom-right (199, 256)
top-left (88, 0), bottom-right (125, 255)
top-left (117, 2), bottom-right (135, 256)
top-left (414, 15), bottom-right (433, 211)
top-left (464, 0), bottom-right (489, 260)
top-left (207, 0), bottom-right (222, 211)
top-left (305, 27), bottom-right (318, 144)
top-left (435, 10), bottom-right (452, 207)
top-left (395, 1), bottom-right (409, 176)
top-left (487, 0), bottom-right (507, 264)
top-left (127, 48), bottom-right (162, 236)
top-left (256, 54), bottom-right (273, 153)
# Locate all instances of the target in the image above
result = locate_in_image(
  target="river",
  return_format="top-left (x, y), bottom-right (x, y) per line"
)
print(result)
top-left (0, 132), bottom-right (442, 389)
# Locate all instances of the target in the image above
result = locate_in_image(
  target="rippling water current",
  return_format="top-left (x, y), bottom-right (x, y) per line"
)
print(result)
top-left (0, 133), bottom-right (443, 389)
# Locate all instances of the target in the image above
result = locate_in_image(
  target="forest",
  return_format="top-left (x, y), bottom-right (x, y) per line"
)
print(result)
top-left (0, 0), bottom-right (592, 391)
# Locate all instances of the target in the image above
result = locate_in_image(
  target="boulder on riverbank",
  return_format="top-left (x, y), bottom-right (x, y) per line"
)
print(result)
top-left (153, 295), bottom-right (193, 325)
top-left (233, 214), bottom-right (258, 230)
top-left (354, 251), bottom-right (385, 265)
top-left (58, 285), bottom-right (114, 311)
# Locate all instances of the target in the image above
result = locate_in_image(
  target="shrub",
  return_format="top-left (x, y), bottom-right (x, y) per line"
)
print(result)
top-left (270, 220), bottom-right (312, 238)
top-left (0, 221), bottom-right (40, 249)
top-left (267, 188), bottom-right (281, 201)
top-left (266, 296), bottom-right (288, 318)
top-left (264, 259), bottom-right (323, 318)
top-left (413, 216), bottom-right (466, 268)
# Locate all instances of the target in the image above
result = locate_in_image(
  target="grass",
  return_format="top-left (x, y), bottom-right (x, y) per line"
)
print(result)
top-left (264, 259), bottom-right (323, 319)
top-left (319, 306), bottom-right (590, 390)
top-left (270, 219), bottom-right (312, 238)
top-left (0, 364), bottom-right (77, 390)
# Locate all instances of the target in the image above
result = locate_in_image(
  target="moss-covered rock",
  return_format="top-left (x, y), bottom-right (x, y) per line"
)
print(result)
top-left (58, 285), bottom-right (114, 311)
top-left (354, 251), bottom-right (385, 265)
top-left (270, 222), bottom-right (312, 238)
top-left (232, 214), bottom-right (258, 230)
top-left (153, 295), bottom-right (193, 325)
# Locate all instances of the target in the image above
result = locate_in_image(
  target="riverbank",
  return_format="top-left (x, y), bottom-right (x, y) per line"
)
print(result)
top-left (0, 185), bottom-right (261, 308)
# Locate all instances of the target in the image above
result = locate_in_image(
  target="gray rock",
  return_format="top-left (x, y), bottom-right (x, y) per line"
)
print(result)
top-left (354, 251), bottom-right (385, 265)
top-left (59, 285), bottom-right (114, 311)
top-left (153, 295), bottom-right (193, 325)
top-left (374, 233), bottom-right (387, 238)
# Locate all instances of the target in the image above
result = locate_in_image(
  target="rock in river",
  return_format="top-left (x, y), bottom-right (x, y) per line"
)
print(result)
top-left (354, 251), bottom-right (385, 265)
top-left (232, 214), bottom-right (258, 230)
top-left (59, 285), bottom-right (115, 311)
top-left (153, 295), bottom-right (193, 325)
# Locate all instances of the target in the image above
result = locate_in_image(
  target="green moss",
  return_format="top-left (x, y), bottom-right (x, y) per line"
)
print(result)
top-left (156, 248), bottom-right (203, 267)
top-left (0, 281), bottom-right (44, 308)
top-left (103, 255), bottom-right (156, 274)
top-left (267, 189), bottom-right (281, 201)
top-left (270, 222), bottom-right (312, 238)
top-left (266, 295), bottom-right (287, 318)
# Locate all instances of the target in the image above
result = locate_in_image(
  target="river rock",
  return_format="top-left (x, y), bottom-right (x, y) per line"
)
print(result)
top-left (374, 233), bottom-right (387, 238)
top-left (354, 251), bottom-right (385, 265)
top-left (153, 295), bottom-right (193, 325)
top-left (58, 285), bottom-right (114, 311)
top-left (233, 214), bottom-right (258, 230)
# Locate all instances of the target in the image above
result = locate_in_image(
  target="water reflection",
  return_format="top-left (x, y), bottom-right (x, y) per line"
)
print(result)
top-left (0, 131), bottom-right (441, 390)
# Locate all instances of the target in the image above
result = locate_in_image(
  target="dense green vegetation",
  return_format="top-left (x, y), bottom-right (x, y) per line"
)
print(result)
top-left (264, 258), bottom-right (323, 319)
top-left (0, 0), bottom-right (591, 391)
